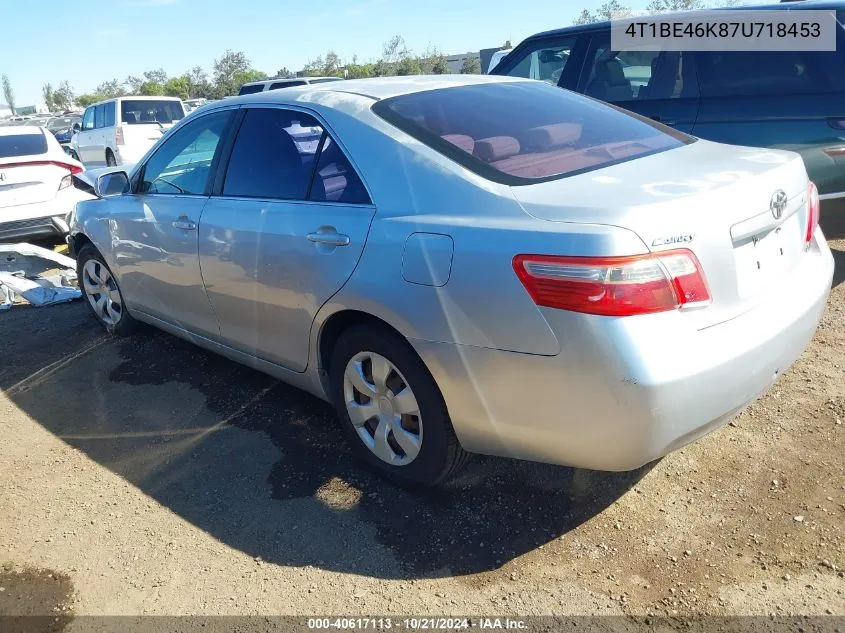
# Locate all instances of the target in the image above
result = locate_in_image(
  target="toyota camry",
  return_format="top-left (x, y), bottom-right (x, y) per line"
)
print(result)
top-left (67, 75), bottom-right (834, 486)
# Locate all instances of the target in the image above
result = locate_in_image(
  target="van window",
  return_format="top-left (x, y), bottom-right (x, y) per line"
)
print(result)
top-left (696, 49), bottom-right (845, 97)
top-left (238, 84), bottom-right (266, 95)
top-left (82, 107), bottom-right (95, 131)
top-left (120, 100), bottom-right (185, 125)
top-left (497, 38), bottom-right (575, 86)
top-left (269, 81), bottom-right (307, 90)
top-left (373, 81), bottom-right (692, 185)
top-left (104, 102), bottom-right (116, 127)
top-left (94, 104), bottom-right (106, 129)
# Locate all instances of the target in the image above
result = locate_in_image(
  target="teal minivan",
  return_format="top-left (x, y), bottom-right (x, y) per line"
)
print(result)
top-left (492, 1), bottom-right (845, 235)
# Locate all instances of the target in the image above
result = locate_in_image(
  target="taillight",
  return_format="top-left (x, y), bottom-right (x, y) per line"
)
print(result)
top-left (116, 126), bottom-right (125, 145)
top-left (0, 160), bottom-right (83, 174)
top-left (59, 174), bottom-right (72, 190)
top-left (805, 180), bottom-right (820, 248)
top-left (513, 249), bottom-right (711, 317)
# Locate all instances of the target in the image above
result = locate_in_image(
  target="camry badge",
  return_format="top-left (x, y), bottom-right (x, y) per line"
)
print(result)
top-left (770, 189), bottom-right (788, 219)
top-left (652, 234), bottom-right (694, 247)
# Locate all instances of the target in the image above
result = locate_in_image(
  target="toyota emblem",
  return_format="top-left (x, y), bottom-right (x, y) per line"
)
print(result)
top-left (770, 189), bottom-right (788, 219)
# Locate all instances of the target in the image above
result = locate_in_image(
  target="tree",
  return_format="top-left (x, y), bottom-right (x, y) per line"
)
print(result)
top-left (187, 66), bottom-right (212, 99)
top-left (323, 51), bottom-right (342, 76)
top-left (75, 94), bottom-right (99, 108)
top-left (53, 81), bottom-right (75, 110)
top-left (212, 50), bottom-right (260, 97)
top-left (396, 56), bottom-right (422, 76)
top-left (420, 46), bottom-right (449, 74)
top-left (143, 68), bottom-right (168, 84)
top-left (275, 66), bottom-right (293, 79)
top-left (574, 0), bottom-right (632, 23)
top-left (345, 63), bottom-right (375, 79)
top-left (460, 56), bottom-right (481, 74)
top-left (139, 81), bottom-right (165, 96)
top-left (125, 75), bottom-right (143, 94)
top-left (42, 83), bottom-right (54, 110)
top-left (95, 79), bottom-right (125, 98)
top-left (647, 0), bottom-right (704, 11)
top-left (164, 75), bottom-right (191, 100)
top-left (302, 56), bottom-right (325, 77)
top-left (382, 35), bottom-right (408, 65)
top-left (2, 74), bottom-right (15, 114)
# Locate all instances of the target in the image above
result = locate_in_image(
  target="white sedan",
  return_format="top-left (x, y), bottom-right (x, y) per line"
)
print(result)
top-left (0, 126), bottom-right (94, 242)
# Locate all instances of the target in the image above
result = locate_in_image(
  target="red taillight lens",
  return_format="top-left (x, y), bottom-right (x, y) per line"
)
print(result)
top-left (805, 180), bottom-right (820, 247)
top-left (0, 160), bottom-right (83, 175)
top-left (513, 249), bottom-right (711, 317)
top-left (116, 126), bottom-right (125, 145)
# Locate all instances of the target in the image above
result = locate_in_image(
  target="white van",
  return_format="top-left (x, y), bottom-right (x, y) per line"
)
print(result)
top-left (238, 76), bottom-right (342, 96)
top-left (71, 96), bottom-right (186, 166)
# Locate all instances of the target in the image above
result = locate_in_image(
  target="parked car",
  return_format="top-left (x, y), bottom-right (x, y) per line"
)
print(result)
top-left (491, 1), bottom-right (845, 235)
top-left (45, 116), bottom-right (82, 157)
top-left (67, 76), bottom-right (833, 486)
top-left (487, 49), bottom-right (512, 73)
top-left (71, 96), bottom-right (185, 167)
top-left (0, 126), bottom-right (93, 242)
top-left (238, 76), bottom-right (343, 96)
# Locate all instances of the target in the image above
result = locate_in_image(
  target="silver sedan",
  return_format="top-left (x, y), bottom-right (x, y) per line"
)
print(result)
top-left (67, 75), bottom-right (834, 486)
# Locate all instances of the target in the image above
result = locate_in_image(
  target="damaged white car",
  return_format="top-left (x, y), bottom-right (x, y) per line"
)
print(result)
top-left (0, 126), bottom-right (95, 242)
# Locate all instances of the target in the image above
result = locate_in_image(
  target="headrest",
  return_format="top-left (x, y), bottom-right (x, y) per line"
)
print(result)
top-left (473, 136), bottom-right (520, 162)
top-left (441, 134), bottom-right (475, 154)
top-left (521, 123), bottom-right (581, 151)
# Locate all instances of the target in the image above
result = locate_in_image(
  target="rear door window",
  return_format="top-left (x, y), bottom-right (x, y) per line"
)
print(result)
top-left (94, 104), bottom-right (106, 129)
top-left (104, 102), bottom-right (116, 127)
top-left (309, 136), bottom-right (370, 205)
top-left (82, 107), bottom-right (95, 131)
top-left (696, 49), bottom-right (845, 97)
top-left (373, 81), bottom-right (692, 185)
top-left (496, 37), bottom-right (576, 86)
top-left (222, 108), bottom-right (324, 200)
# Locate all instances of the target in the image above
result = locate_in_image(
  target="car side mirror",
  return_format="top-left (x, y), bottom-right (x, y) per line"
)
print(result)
top-left (72, 123), bottom-right (81, 132)
top-left (96, 171), bottom-right (130, 198)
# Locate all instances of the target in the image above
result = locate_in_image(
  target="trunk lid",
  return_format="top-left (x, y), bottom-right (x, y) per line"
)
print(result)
top-left (0, 160), bottom-right (66, 208)
top-left (510, 140), bottom-right (810, 329)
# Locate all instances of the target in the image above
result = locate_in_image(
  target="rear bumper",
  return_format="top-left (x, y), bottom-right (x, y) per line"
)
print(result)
top-left (0, 215), bottom-right (69, 242)
top-left (412, 234), bottom-right (834, 471)
top-left (0, 191), bottom-right (92, 243)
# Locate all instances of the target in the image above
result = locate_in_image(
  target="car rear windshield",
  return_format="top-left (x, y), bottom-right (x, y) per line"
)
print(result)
top-left (372, 81), bottom-right (693, 185)
top-left (0, 133), bottom-right (48, 157)
top-left (120, 100), bottom-right (185, 125)
top-left (238, 84), bottom-right (266, 95)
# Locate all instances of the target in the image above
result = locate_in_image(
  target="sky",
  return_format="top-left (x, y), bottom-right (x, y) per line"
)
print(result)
top-left (0, 0), bottom-right (662, 105)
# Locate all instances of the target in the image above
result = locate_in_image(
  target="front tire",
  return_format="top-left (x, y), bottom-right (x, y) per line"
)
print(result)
top-left (329, 325), bottom-right (468, 487)
top-left (76, 244), bottom-right (136, 336)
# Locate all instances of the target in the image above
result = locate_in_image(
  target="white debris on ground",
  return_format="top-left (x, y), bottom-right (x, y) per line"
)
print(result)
top-left (0, 243), bottom-right (81, 310)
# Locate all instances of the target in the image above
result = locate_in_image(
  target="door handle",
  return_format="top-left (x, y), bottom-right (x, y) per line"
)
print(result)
top-left (307, 231), bottom-right (350, 247)
top-left (172, 219), bottom-right (197, 230)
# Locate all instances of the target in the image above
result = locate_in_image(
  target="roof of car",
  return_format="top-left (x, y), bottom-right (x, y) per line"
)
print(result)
top-left (242, 77), bottom-right (342, 87)
top-left (85, 95), bottom-right (184, 107)
top-left (230, 74), bottom-right (527, 104)
top-left (0, 125), bottom-right (43, 137)
top-left (521, 0), bottom-right (844, 40)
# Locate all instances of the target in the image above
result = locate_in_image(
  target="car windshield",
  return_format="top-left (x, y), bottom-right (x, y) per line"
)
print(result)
top-left (120, 100), bottom-right (185, 125)
top-left (372, 81), bottom-right (692, 184)
top-left (46, 117), bottom-right (75, 130)
top-left (0, 132), bottom-right (48, 157)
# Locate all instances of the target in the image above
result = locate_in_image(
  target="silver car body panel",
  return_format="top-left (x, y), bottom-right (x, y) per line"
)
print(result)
top-left (69, 76), bottom-right (835, 471)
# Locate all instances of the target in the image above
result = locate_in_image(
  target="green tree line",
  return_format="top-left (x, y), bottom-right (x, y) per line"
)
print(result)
top-left (26, 36), bottom-right (489, 111)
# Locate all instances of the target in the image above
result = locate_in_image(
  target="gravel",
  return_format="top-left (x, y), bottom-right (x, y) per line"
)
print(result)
top-left (0, 240), bottom-right (842, 618)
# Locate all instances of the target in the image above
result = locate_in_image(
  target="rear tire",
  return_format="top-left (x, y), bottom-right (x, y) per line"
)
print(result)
top-left (105, 149), bottom-right (117, 167)
top-left (329, 324), bottom-right (469, 487)
top-left (76, 244), bottom-right (136, 336)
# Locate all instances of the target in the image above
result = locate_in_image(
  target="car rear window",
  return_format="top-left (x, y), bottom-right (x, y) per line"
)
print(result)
top-left (0, 133), bottom-right (48, 158)
top-left (372, 81), bottom-right (692, 185)
top-left (238, 84), bottom-right (266, 95)
top-left (120, 100), bottom-right (185, 125)
top-left (269, 81), bottom-right (307, 90)
top-left (309, 78), bottom-right (343, 84)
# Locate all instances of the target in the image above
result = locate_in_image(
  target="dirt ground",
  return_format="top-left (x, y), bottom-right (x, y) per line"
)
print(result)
top-left (0, 240), bottom-right (843, 623)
